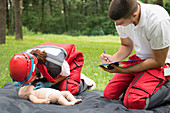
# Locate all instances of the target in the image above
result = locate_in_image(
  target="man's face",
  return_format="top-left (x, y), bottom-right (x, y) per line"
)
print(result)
top-left (113, 17), bottom-right (134, 26)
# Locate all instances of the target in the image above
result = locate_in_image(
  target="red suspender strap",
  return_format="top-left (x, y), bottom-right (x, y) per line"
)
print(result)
top-left (37, 63), bottom-right (57, 83)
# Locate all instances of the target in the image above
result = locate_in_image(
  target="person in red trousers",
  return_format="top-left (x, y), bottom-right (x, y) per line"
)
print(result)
top-left (100, 0), bottom-right (170, 109)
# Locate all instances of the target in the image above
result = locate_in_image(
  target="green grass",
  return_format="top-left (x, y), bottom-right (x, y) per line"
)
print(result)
top-left (0, 34), bottom-right (121, 91)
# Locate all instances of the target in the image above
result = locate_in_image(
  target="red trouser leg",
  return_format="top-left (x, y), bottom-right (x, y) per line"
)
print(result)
top-left (104, 54), bottom-right (167, 109)
top-left (123, 69), bottom-right (166, 109)
top-left (104, 73), bottom-right (134, 100)
top-left (104, 69), bottom-right (166, 109)
top-left (104, 54), bottom-right (140, 100)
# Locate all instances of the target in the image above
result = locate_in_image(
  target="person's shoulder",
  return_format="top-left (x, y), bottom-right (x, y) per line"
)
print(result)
top-left (141, 2), bottom-right (169, 30)
top-left (142, 3), bottom-right (169, 21)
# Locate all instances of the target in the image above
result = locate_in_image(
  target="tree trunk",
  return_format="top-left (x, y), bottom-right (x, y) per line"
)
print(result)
top-left (95, 0), bottom-right (98, 15)
top-left (9, 0), bottom-right (14, 35)
top-left (100, 0), bottom-right (105, 15)
top-left (156, 0), bottom-right (163, 6)
top-left (68, 1), bottom-right (71, 30)
top-left (13, 0), bottom-right (23, 40)
top-left (6, 0), bottom-right (9, 35)
top-left (84, 0), bottom-right (87, 16)
top-left (40, 0), bottom-right (45, 33)
top-left (63, 0), bottom-right (68, 32)
top-left (23, 0), bottom-right (29, 27)
top-left (49, 0), bottom-right (53, 16)
top-left (81, 0), bottom-right (85, 22)
top-left (143, 0), bottom-right (148, 3)
top-left (0, 0), bottom-right (6, 44)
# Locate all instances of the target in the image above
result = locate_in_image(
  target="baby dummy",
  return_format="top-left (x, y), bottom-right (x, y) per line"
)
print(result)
top-left (18, 85), bottom-right (82, 105)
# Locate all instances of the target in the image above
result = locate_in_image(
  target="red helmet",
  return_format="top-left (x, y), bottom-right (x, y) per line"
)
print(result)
top-left (9, 53), bottom-right (38, 85)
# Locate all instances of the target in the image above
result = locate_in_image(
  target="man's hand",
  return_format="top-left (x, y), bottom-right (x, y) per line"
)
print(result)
top-left (100, 53), bottom-right (115, 64)
top-left (100, 63), bottom-right (124, 73)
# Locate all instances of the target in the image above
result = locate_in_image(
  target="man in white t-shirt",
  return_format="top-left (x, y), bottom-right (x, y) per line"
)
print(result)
top-left (100, 0), bottom-right (170, 109)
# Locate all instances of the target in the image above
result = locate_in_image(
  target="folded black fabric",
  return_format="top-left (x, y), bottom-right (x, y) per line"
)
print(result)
top-left (0, 82), bottom-right (169, 113)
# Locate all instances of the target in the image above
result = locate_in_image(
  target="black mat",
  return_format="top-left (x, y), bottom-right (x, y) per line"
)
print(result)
top-left (0, 82), bottom-right (170, 113)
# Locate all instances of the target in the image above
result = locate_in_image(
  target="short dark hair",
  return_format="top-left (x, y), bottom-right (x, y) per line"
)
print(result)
top-left (108, 0), bottom-right (138, 20)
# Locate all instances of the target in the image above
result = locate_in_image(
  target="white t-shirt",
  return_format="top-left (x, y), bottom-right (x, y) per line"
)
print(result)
top-left (116, 2), bottom-right (170, 63)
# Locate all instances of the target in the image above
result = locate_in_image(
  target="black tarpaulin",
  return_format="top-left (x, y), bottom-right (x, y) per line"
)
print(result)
top-left (0, 82), bottom-right (170, 113)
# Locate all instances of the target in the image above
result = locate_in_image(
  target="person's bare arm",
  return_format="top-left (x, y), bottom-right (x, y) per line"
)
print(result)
top-left (51, 76), bottom-right (67, 86)
top-left (100, 37), bottom-right (133, 64)
top-left (101, 47), bottom-right (169, 73)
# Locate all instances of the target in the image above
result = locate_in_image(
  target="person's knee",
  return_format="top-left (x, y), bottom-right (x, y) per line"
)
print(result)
top-left (104, 87), bottom-right (119, 99)
top-left (123, 94), bottom-right (146, 109)
top-left (103, 86), bottom-right (112, 98)
top-left (103, 91), bottom-right (111, 99)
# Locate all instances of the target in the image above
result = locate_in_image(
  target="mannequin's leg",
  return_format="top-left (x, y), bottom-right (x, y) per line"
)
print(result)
top-left (61, 91), bottom-right (82, 104)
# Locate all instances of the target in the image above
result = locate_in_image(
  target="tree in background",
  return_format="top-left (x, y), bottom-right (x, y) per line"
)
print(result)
top-left (62, 0), bottom-right (68, 32)
top-left (6, 0), bottom-right (15, 35)
top-left (40, 0), bottom-right (45, 33)
top-left (1, 0), bottom-right (169, 38)
top-left (156, 0), bottom-right (163, 6)
top-left (13, 0), bottom-right (23, 40)
top-left (0, 0), bottom-right (6, 44)
top-left (143, 0), bottom-right (148, 3)
top-left (164, 0), bottom-right (170, 14)
top-left (19, 0), bottom-right (170, 36)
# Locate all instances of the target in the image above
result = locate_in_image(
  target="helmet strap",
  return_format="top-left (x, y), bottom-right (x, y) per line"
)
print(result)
top-left (26, 53), bottom-right (34, 81)
top-left (37, 63), bottom-right (57, 83)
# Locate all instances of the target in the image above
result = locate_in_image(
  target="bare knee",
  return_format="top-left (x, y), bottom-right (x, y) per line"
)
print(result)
top-left (49, 93), bottom-right (62, 103)
top-left (61, 91), bottom-right (71, 95)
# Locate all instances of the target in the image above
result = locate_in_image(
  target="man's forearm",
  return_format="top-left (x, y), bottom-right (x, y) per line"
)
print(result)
top-left (51, 76), bottom-right (67, 86)
top-left (123, 58), bottom-right (163, 73)
top-left (112, 45), bottom-right (133, 62)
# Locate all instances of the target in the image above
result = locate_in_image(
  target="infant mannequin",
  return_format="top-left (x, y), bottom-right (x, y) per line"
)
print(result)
top-left (18, 85), bottom-right (82, 105)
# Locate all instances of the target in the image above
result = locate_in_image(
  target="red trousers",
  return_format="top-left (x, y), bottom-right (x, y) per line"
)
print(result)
top-left (104, 54), bottom-right (169, 109)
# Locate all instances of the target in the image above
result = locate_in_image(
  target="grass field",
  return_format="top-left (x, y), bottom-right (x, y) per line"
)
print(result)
top-left (0, 34), bottom-right (121, 91)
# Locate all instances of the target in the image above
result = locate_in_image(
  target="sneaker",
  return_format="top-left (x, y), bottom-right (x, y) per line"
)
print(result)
top-left (81, 73), bottom-right (96, 89)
